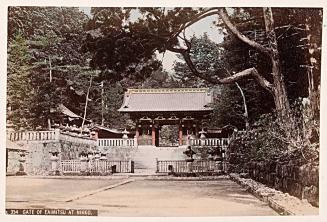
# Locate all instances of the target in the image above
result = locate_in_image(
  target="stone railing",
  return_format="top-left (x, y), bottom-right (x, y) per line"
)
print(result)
top-left (188, 138), bottom-right (230, 148)
top-left (97, 138), bottom-right (137, 148)
top-left (7, 130), bottom-right (137, 149)
top-left (7, 129), bottom-right (60, 142)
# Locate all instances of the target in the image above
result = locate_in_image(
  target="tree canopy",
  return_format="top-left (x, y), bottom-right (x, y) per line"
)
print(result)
top-left (7, 6), bottom-right (322, 131)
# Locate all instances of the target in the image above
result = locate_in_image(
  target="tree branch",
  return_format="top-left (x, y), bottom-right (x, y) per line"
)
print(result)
top-left (167, 8), bottom-right (219, 45)
top-left (218, 8), bottom-right (273, 58)
top-left (169, 45), bottom-right (274, 94)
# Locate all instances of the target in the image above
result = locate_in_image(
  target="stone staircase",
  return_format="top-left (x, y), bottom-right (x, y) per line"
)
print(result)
top-left (132, 146), bottom-right (186, 173)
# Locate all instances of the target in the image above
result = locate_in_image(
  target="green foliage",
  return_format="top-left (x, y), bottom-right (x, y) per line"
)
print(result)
top-left (159, 125), bottom-right (179, 146)
top-left (8, 7), bottom-right (90, 129)
top-left (7, 34), bottom-right (33, 129)
top-left (228, 98), bottom-right (319, 165)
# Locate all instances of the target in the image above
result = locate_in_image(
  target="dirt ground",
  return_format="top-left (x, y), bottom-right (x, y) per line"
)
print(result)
top-left (6, 176), bottom-right (278, 217)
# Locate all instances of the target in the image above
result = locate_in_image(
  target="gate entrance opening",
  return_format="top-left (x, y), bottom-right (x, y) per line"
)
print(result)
top-left (158, 125), bottom-right (179, 147)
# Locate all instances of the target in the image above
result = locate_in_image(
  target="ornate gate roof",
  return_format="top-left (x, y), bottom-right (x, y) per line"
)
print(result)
top-left (118, 88), bottom-right (213, 113)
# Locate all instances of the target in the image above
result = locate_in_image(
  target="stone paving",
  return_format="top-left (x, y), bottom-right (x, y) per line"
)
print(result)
top-left (6, 176), bottom-right (278, 217)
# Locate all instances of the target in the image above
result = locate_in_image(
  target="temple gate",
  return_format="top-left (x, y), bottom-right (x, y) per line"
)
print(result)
top-left (118, 88), bottom-right (213, 147)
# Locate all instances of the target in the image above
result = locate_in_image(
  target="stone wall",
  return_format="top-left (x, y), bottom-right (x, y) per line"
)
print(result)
top-left (235, 160), bottom-right (319, 207)
top-left (7, 138), bottom-right (96, 176)
top-left (6, 150), bottom-right (20, 174)
top-left (25, 142), bottom-right (60, 175)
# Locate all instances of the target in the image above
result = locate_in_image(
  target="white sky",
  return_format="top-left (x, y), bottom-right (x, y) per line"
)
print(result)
top-left (79, 7), bottom-right (223, 73)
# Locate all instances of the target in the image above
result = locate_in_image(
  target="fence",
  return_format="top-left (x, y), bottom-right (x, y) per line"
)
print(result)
top-left (97, 138), bottom-right (137, 148)
top-left (156, 160), bottom-right (226, 173)
top-left (188, 138), bottom-right (230, 148)
top-left (7, 130), bottom-right (59, 142)
top-left (61, 160), bottom-right (81, 173)
top-left (60, 159), bottom-right (133, 174)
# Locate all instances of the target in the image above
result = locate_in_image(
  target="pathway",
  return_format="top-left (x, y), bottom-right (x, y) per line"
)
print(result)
top-left (6, 176), bottom-right (278, 216)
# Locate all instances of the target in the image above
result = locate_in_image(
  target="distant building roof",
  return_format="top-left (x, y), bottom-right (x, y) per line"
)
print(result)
top-left (58, 104), bottom-right (92, 123)
top-left (58, 104), bottom-right (81, 119)
top-left (118, 88), bottom-right (213, 113)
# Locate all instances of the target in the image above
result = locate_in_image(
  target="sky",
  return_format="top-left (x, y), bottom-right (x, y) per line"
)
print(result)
top-left (79, 7), bottom-right (223, 73)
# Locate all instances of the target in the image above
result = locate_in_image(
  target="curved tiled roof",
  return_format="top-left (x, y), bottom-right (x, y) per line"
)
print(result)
top-left (118, 88), bottom-right (213, 112)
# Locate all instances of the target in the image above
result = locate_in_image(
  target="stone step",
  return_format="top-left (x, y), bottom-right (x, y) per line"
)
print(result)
top-left (129, 146), bottom-right (187, 170)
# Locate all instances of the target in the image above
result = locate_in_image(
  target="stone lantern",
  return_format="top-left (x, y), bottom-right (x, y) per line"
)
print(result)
top-left (199, 129), bottom-right (207, 147)
top-left (87, 150), bottom-right (94, 160)
top-left (122, 129), bottom-right (129, 139)
top-left (183, 145), bottom-right (196, 173)
top-left (16, 151), bottom-right (27, 176)
top-left (199, 129), bottom-right (206, 139)
top-left (100, 153), bottom-right (107, 161)
top-left (208, 147), bottom-right (223, 171)
top-left (94, 151), bottom-right (101, 160)
top-left (122, 129), bottom-right (129, 147)
top-left (49, 150), bottom-right (60, 175)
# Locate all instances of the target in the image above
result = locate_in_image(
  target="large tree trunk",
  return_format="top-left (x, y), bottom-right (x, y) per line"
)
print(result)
top-left (263, 8), bottom-right (290, 117)
top-left (235, 82), bottom-right (249, 129)
top-left (218, 8), bottom-right (290, 118)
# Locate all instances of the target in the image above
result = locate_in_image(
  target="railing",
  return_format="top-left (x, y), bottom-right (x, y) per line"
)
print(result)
top-left (191, 160), bottom-right (217, 172)
top-left (157, 160), bottom-right (188, 173)
top-left (61, 160), bottom-right (81, 173)
top-left (156, 160), bottom-right (226, 173)
top-left (60, 159), bottom-right (133, 174)
top-left (97, 138), bottom-right (137, 148)
top-left (188, 138), bottom-right (230, 147)
top-left (7, 129), bottom-right (59, 142)
top-left (105, 160), bottom-right (132, 173)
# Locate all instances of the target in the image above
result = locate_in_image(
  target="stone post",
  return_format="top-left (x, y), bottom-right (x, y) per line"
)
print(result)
top-left (94, 152), bottom-right (101, 173)
top-left (54, 128), bottom-right (60, 141)
top-left (100, 154), bottom-right (108, 175)
top-left (130, 160), bottom-right (134, 173)
top-left (156, 158), bottom-right (159, 173)
top-left (80, 152), bottom-right (88, 174)
top-left (187, 161), bottom-right (193, 173)
top-left (134, 137), bottom-right (138, 148)
top-left (87, 151), bottom-right (94, 173)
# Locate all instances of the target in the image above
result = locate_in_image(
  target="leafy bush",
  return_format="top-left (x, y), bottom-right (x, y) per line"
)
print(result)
top-left (228, 98), bottom-right (319, 167)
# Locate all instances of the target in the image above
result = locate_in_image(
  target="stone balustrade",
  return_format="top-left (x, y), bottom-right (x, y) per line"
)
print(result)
top-left (188, 138), bottom-right (230, 148)
top-left (7, 129), bottom-right (60, 142)
top-left (97, 138), bottom-right (137, 148)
